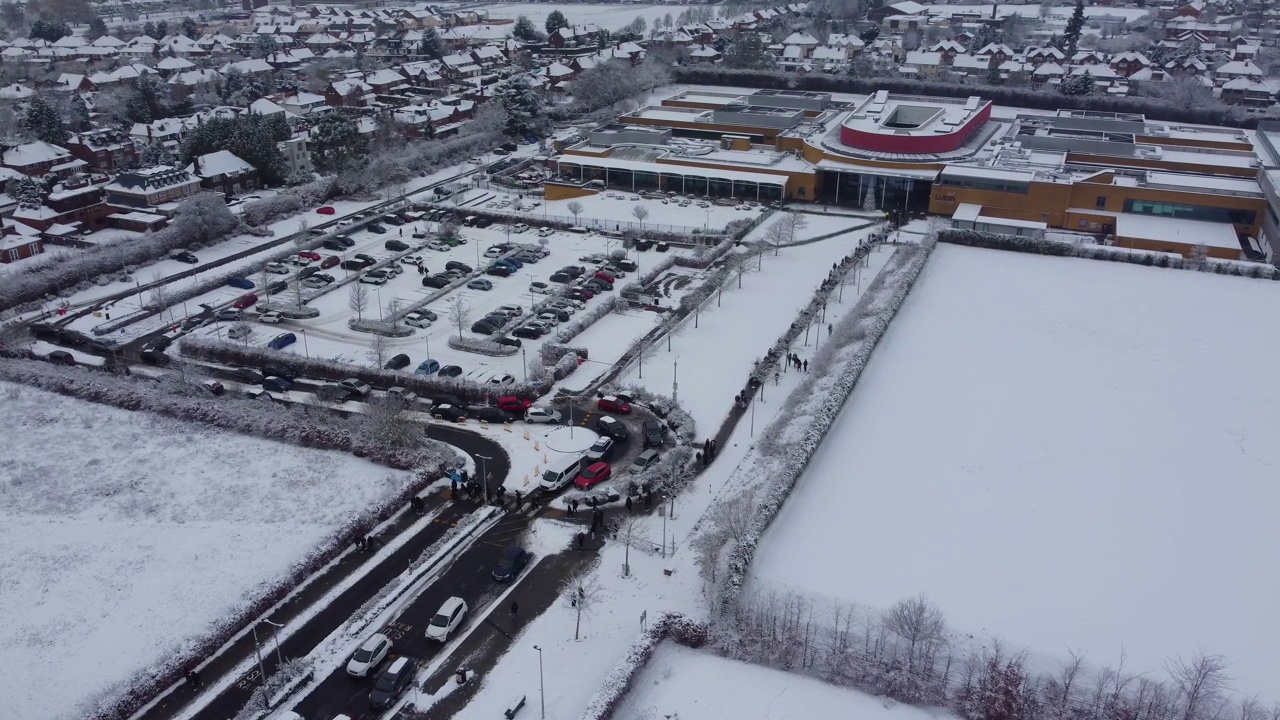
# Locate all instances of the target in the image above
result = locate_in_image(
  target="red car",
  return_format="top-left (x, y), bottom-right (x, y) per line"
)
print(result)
top-left (594, 270), bottom-right (616, 283)
top-left (597, 395), bottom-right (632, 414)
top-left (232, 293), bottom-right (259, 309)
top-left (297, 251), bottom-right (321, 261)
top-left (320, 255), bottom-right (340, 269)
top-left (574, 461), bottom-right (612, 490)
top-left (497, 395), bottom-right (531, 413)
top-left (315, 206), bottom-right (336, 215)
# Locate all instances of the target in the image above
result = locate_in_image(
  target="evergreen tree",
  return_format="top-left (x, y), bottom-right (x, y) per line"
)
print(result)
top-left (86, 15), bottom-right (108, 40)
top-left (418, 26), bottom-right (442, 59)
top-left (494, 76), bottom-right (542, 138)
top-left (142, 21), bottom-right (155, 39)
top-left (64, 94), bottom-right (91, 132)
top-left (29, 18), bottom-right (72, 42)
top-left (1062, 0), bottom-right (1085, 57)
top-left (545, 10), bottom-right (569, 35)
top-left (180, 114), bottom-right (290, 185)
top-left (13, 176), bottom-right (44, 209)
top-left (1058, 69), bottom-right (1095, 95)
top-left (181, 17), bottom-right (199, 39)
top-left (513, 16), bottom-right (542, 42)
top-left (722, 33), bottom-right (777, 70)
top-left (986, 63), bottom-right (1002, 85)
top-left (141, 142), bottom-right (176, 167)
top-left (252, 33), bottom-right (276, 59)
top-left (23, 97), bottom-right (69, 145)
top-left (309, 112), bottom-right (364, 172)
top-left (154, 20), bottom-right (169, 39)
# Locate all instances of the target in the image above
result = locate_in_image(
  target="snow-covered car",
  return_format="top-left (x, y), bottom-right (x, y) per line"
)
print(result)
top-left (264, 262), bottom-right (290, 275)
top-left (537, 227), bottom-right (554, 237)
top-left (360, 270), bottom-right (389, 285)
top-left (535, 312), bottom-right (561, 326)
top-left (483, 247), bottom-right (504, 258)
top-left (340, 378), bottom-right (372, 397)
top-left (404, 311), bottom-right (433, 328)
top-left (387, 386), bottom-right (418, 403)
top-left (586, 436), bottom-right (614, 462)
top-left (258, 311), bottom-right (283, 324)
top-left (525, 407), bottom-right (561, 424)
top-left (288, 255), bottom-right (311, 267)
top-left (301, 276), bottom-right (330, 289)
top-left (427, 241), bottom-right (450, 251)
top-left (512, 223), bottom-right (529, 233)
top-left (487, 373), bottom-right (515, 386)
top-left (401, 255), bottom-right (424, 265)
top-left (529, 282), bottom-right (554, 295)
top-left (346, 633), bottom-right (391, 677)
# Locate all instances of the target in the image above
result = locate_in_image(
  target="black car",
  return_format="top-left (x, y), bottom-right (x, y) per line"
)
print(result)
top-left (140, 348), bottom-right (169, 365)
top-left (262, 376), bottom-right (293, 392)
top-left (147, 335), bottom-right (174, 352)
top-left (471, 319), bottom-right (500, 335)
top-left (45, 349), bottom-right (75, 365)
top-left (383, 215), bottom-right (406, 226)
top-left (560, 266), bottom-right (585, 278)
top-left (430, 393), bottom-right (464, 408)
top-left (297, 266), bottom-right (319, 279)
top-left (512, 325), bottom-right (544, 340)
top-left (642, 420), bottom-right (668, 448)
top-left (56, 328), bottom-right (90, 346)
top-left (437, 365), bottom-right (462, 378)
top-left (385, 239), bottom-right (410, 251)
top-left (475, 217), bottom-right (493, 228)
top-left (384, 353), bottom-right (411, 370)
top-left (87, 338), bottom-right (120, 354)
top-left (367, 224), bottom-right (387, 234)
top-left (473, 407), bottom-right (511, 423)
top-left (432, 403), bottom-right (467, 422)
top-left (262, 365), bottom-right (297, 382)
top-left (172, 251), bottom-right (199, 264)
top-left (422, 274), bottom-right (451, 289)
top-left (584, 279), bottom-right (612, 293)
top-left (564, 289), bottom-right (591, 302)
top-left (544, 308), bottom-right (570, 322)
top-left (615, 259), bottom-right (639, 272)
top-left (549, 272), bottom-right (573, 284)
top-left (180, 316), bottom-right (207, 332)
top-left (492, 545), bottom-right (530, 582)
top-left (232, 367), bottom-right (264, 384)
top-left (314, 273), bottom-right (336, 283)
top-left (322, 238), bottom-right (345, 251)
top-left (417, 309), bottom-right (439, 322)
top-left (445, 260), bottom-right (473, 273)
top-left (486, 264), bottom-right (512, 277)
top-left (265, 280), bottom-right (288, 295)
top-left (336, 235), bottom-right (356, 248)
top-left (596, 415), bottom-right (629, 441)
top-left (317, 384), bottom-right (354, 402)
top-left (340, 260), bottom-right (365, 271)
top-left (369, 657), bottom-right (418, 709)
top-left (495, 336), bottom-right (521, 348)
top-left (500, 141), bottom-right (518, 152)
top-left (354, 253), bottom-right (378, 265)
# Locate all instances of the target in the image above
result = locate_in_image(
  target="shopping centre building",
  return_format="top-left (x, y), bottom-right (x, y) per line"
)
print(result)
top-left (545, 88), bottom-right (1276, 262)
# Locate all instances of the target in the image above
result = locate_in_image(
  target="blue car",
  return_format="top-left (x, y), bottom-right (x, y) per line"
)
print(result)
top-left (496, 257), bottom-right (522, 270)
top-left (415, 359), bottom-right (441, 375)
top-left (268, 332), bottom-right (297, 350)
top-left (227, 276), bottom-right (255, 290)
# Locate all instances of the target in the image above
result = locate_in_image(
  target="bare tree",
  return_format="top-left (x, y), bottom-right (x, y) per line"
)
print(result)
top-left (783, 211), bottom-right (808, 244)
top-left (230, 321), bottom-right (255, 347)
top-left (291, 277), bottom-right (305, 309)
top-left (618, 517), bottom-right (654, 577)
top-left (258, 263), bottom-right (275, 301)
top-left (446, 295), bottom-right (470, 339)
top-left (883, 594), bottom-right (947, 671)
top-left (363, 396), bottom-right (418, 449)
top-left (293, 218), bottom-right (309, 247)
top-left (707, 493), bottom-right (755, 543)
top-left (632, 205), bottom-right (649, 229)
top-left (1166, 651), bottom-right (1231, 720)
top-left (567, 200), bottom-right (584, 225)
top-left (367, 333), bottom-right (389, 367)
top-left (384, 297), bottom-right (402, 329)
top-left (561, 571), bottom-right (606, 641)
top-left (348, 281), bottom-right (368, 321)
top-left (147, 271), bottom-right (172, 319)
top-left (763, 216), bottom-right (790, 255)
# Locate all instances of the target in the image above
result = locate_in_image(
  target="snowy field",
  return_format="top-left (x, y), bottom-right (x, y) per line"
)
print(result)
top-left (615, 642), bottom-right (958, 720)
top-left (532, 189), bottom-right (769, 233)
top-left (479, 3), bottom-right (703, 30)
top-left (750, 245), bottom-right (1280, 697)
top-left (0, 382), bottom-right (415, 720)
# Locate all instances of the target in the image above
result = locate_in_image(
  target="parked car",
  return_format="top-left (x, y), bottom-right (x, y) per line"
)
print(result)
top-left (597, 395), bottom-right (632, 414)
top-left (426, 240), bottom-right (450, 251)
top-left (203, 380), bottom-right (227, 396)
top-left (629, 449), bottom-right (661, 474)
top-left (537, 227), bottom-right (555, 237)
top-left (180, 316), bottom-right (208, 331)
top-left (45, 349), bottom-right (75, 365)
top-left (512, 223), bottom-right (529, 233)
top-left (596, 415), bottom-right (629, 441)
top-left (383, 354), bottom-right (411, 371)
top-left (423, 274), bottom-right (452, 288)
top-left (346, 633), bottom-right (391, 678)
top-left (584, 279), bottom-right (613, 293)
top-left (586, 436), bottom-right (615, 462)
top-left (262, 376), bottom-right (293, 392)
top-left (496, 257), bottom-right (522, 270)
top-left (415, 359), bottom-right (441, 375)
top-left (470, 319), bottom-right (501, 335)
top-left (446, 261), bottom-right (473, 273)
top-left (340, 378), bottom-right (372, 396)
top-left (232, 367), bottom-right (264, 384)
top-left (232, 293), bottom-right (259, 309)
top-left (342, 260), bottom-right (369, 271)
top-left (529, 282), bottom-right (554, 295)
top-left (385, 239), bottom-right (410, 251)
top-left (366, 224), bottom-right (387, 234)
top-left (265, 280), bottom-right (288, 295)
top-left (485, 264), bottom-right (512, 277)
top-left (473, 407), bottom-right (511, 423)
top-left (565, 288), bottom-right (593, 302)
top-left (497, 304), bottom-right (523, 317)
top-left (387, 386), bottom-right (418, 403)
top-left (171, 250), bottom-right (199, 264)
top-left (368, 656), bottom-right (417, 709)
top-left (405, 311), bottom-right (433, 328)
top-left (438, 365), bottom-right (463, 378)
top-left (535, 312), bottom-right (562, 326)
top-left (495, 336), bottom-right (521, 348)
top-left (525, 407), bottom-right (561, 424)
top-left (615, 258), bottom-right (639, 272)
top-left (575, 461), bottom-right (613, 490)
top-left (320, 255), bottom-right (340, 269)
top-left (642, 420), bottom-right (668, 448)
top-left (264, 262), bottom-right (290, 275)
top-left (492, 546), bottom-right (530, 582)
top-left (483, 247), bottom-right (504, 259)
top-left (467, 278), bottom-right (494, 291)
top-left (512, 325), bottom-right (544, 340)
top-left (432, 404), bottom-right (466, 422)
top-left (259, 311), bottom-right (283, 324)
top-left (298, 251), bottom-right (321, 261)
top-left (268, 332), bottom-right (297, 350)
top-left (227, 276), bottom-right (255, 290)
top-left (302, 276), bottom-right (332, 289)
top-left (354, 253), bottom-right (378, 265)
top-left (317, 384), bottom-right (354, 403)
top-left (316, 206), bottom-right (336, 215)
top-left (425, 597), bottom-right (468, 642)
top-left (549, 271), bottom-right (573, 284)
top-left (288, 255), bottom-right (311, 267)
top-left (487, 373), bottom-right (515, 386)
top-left (297, 266), bottom-right (319, 280)
top-left (216, 308), bottom-right (243, 322)
top-left (336, 236), bottom-right (356, 248)
top-left (497, 396), bottom-right (531, 413)
top-left (322, 238), bottom-right (345, 251)
top-left (360, 270), bottom-right (389, 285)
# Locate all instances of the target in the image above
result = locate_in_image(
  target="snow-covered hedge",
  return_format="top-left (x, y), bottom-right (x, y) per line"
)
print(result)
top-left (553, 295), bottom-right (621, 344)
top-left (939, 228), bottom-right (1280, 279)
top-left (348, 318), bottom-right (415, 337)
top-left (181, 337), bottom-right (541, 402)
top-left (0, 193), bottom-right (239, 314)
top-left (619, 256), bottom-right (677, 297)
top-left (333, 131), bottom-right (499, 197)
top-left (446, 334), bottom-right (519, 357)
top-left (714, 239), bottom-right (936, 621)
top-left (605, 383), bottom-right (696, 445)
top-left (240, 178), bottom-right (337, 228)
top-left (578, 613), bottom-right (708, 720)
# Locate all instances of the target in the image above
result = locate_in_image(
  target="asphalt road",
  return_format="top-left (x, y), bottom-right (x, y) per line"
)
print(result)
top-left (293, 509), bottom-right (537, 720)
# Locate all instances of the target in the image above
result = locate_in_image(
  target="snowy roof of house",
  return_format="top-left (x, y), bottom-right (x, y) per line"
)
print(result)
top-left (690, 45), bottom-right (720, 57)
top-left (55, 73), bottom-right (86, 89)
top-left (282, 91), bottom-right (326, 105)
top-left (474, 45), bottom-right (504, 59)
top-left (2, 141), bottom-right (72, 167)
top-left (1115, 213), bottom-right (1239, 250)
top-left (0, 83), bottom-right (35, 99)
top-left (905, 50), bottom-right (942, 67)
top-left (1070, 64), bottom-right (1119, 78)
top-left (52, 35), bottom-right (86, 48)
top-left (365, 68), bottom-right (407, 85)
top-left (1221, 77), bottom-right (1277, 92)
top-left (331, 78), bottom-right (372, 95)
top-left (156, 56), bottom-right (196, 70)
top-left (223, 58), bottom-right (276, 74)
top-left (782, 32), bottom-right (820, 46)
top-left (91, 35), bottom-right (126, 47)
top-left (545, 62), bottom-right (574, 78)
top-left (1216, 60), bottom-right (1262, 76)
top-left (187, 150), bottom-right (254, 178)
top-left (1112, 51), bottom-right (1151, 64)
top-left (975, 43), bottom-right (1013, 56)
top-left (1033, 62), bottom-right (1066, 76)
top-left (883, 0), bottom-right (928, 13)
top-left (306, 32), bottom-right (342, 44)
top-left (248, 97), bottom-right (291, 116)
top-left (930, 40), bottom-right (966, 52)
top-left (951, 55), bottom-right (989, 70)
top-left (1026, 45), bottom-right (1065, 58)
top-left (169, 69), bottom-right (222, 86)
top-left (0, 47), bottom-right (31, 57)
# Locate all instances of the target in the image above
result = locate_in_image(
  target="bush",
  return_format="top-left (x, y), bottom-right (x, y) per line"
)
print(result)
top-left (446, 334), bottom-right (519, 356)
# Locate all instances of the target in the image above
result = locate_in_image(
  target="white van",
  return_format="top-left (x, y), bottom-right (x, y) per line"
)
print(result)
top-left (540, 456), bottom-right (586, 491)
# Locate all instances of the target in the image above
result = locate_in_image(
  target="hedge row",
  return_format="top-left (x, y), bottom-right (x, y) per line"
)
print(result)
top-left (578, 612), bottom-right (709, 720)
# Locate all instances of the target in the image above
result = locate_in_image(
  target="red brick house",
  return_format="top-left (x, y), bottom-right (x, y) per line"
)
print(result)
top-left (11, 175), bottom-right (111, 233)
top-left (1, 141), bottom-right (86, 179)
top-left (0, 221), bottom-right (44, 263)
top-left (65, 128), bottom-right (141, 173)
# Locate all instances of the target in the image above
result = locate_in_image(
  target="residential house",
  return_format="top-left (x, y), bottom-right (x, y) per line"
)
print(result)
top-left (929, 39), bottom-right (965, 64)
top-left (365, 68), bottom-right (409, 94)
top-left (65, 129), bottom-right (140, 173)
top-left (155, 56), bottom-right (198, 78)
top-left (279, 136), bottom-right (311, 175)
top-left (1165, 56), bottom-right (1208, 75)
top-left (1, 141), bottom-right (84, 178)
top-left (1219, 77), bottom-right (1277, 106)
top-left (903, 51), bottom-right (944, 78)
top-left (781, 31), bottom-right (821, 58)
top-left (53, 73), bottom-right (95, 92)
top-left (168, 68), bottom-right (223, 95)
top-left (325, 78), bottom-right (374, 107)
top-left (103, 165), bottom-right (202, 212)
top-left (186, 150), bottom-right (260, 197)
top-left (1111, 51), bottom-right (1152, 77)
top-left (1214, 59), bottom-right (1263, 83)
top-left (1032, 61), bottom-right (1066, 88)
top-left (868, 0), bottom-right (929, 23)
top-left (1024, 45), bottom-right (1066, 66)
top-left (13, 174), bottom-right (111, 232)
top-left (689, 45), bottom-right (722, 64)
top-left (399, 60), bottom-right (446, 89)
top-left (280, 91), bottom-right (330, 115)
top-left (0, 221), bottom-right (43, 263)
top-left (441, 51), bottom-right (482, 79)
top-left (471, 45), bottom-right (505, 70)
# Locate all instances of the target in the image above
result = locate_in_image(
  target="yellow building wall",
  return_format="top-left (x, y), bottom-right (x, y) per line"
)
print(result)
top-left (1071, 180), bottom-right (1264, 238)
top-left (543, 184), bottom-right (599, 201)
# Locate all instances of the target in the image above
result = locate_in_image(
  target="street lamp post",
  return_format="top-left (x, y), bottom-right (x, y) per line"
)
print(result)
top-left (263, 619), bottom-right (285, 667)
top-left (476, 454), bottom-right (491, 505)
top-left (300, 329), bottom-right (309, 359)
top-left (250, 624), bottom-right (269, 693)
top-left (534, 645), bottom-right (545, 719)
top-left (522, 345), bottom-right (528, 383)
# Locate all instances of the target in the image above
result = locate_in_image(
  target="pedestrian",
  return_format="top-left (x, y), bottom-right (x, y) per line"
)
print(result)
top-left (577, 532), bottom-right (585, 549)
top-left (510, 601), bottom-right (519, 617)
top-left (187, 670), bottom-right (201, 689)
top-left (625, 496), bottom-right (633, 512)
top-left (570, 499), bottom-right (579, 516)
top-left (703, 438), bottom-right (711, 455)
top-left (828, 323), bottom-right (834, 335)
top-left (451, 479), bottom-right (458, 497)
top-left (645, 491), bottom-right (653, 510)
top-left (589, 496), bottom-right (598, 509)
top-left (711, 438), bottom-right (717, 456)
top-left (696, 450), bottom-right (704, 466)
top-left (461, 469), bottom-right (470, 485)
top-left (515, 490), bottom-right (523, 509)
top-left (803, 359), bottom-right (808, 372)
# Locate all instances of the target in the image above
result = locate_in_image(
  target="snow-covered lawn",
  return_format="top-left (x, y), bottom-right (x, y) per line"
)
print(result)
top-left (617, 222), bottom-right (886, 434)
top-left (534, 190), bottom-right (767, 233)
top-left (0, 382), bottom-right (415, 720)
top-left (750, 244), bottom-right (1280, 697)
top-left (614, 642), bottom-right (958, 720)
top-left (479, 3), bottom-right (703, 31)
